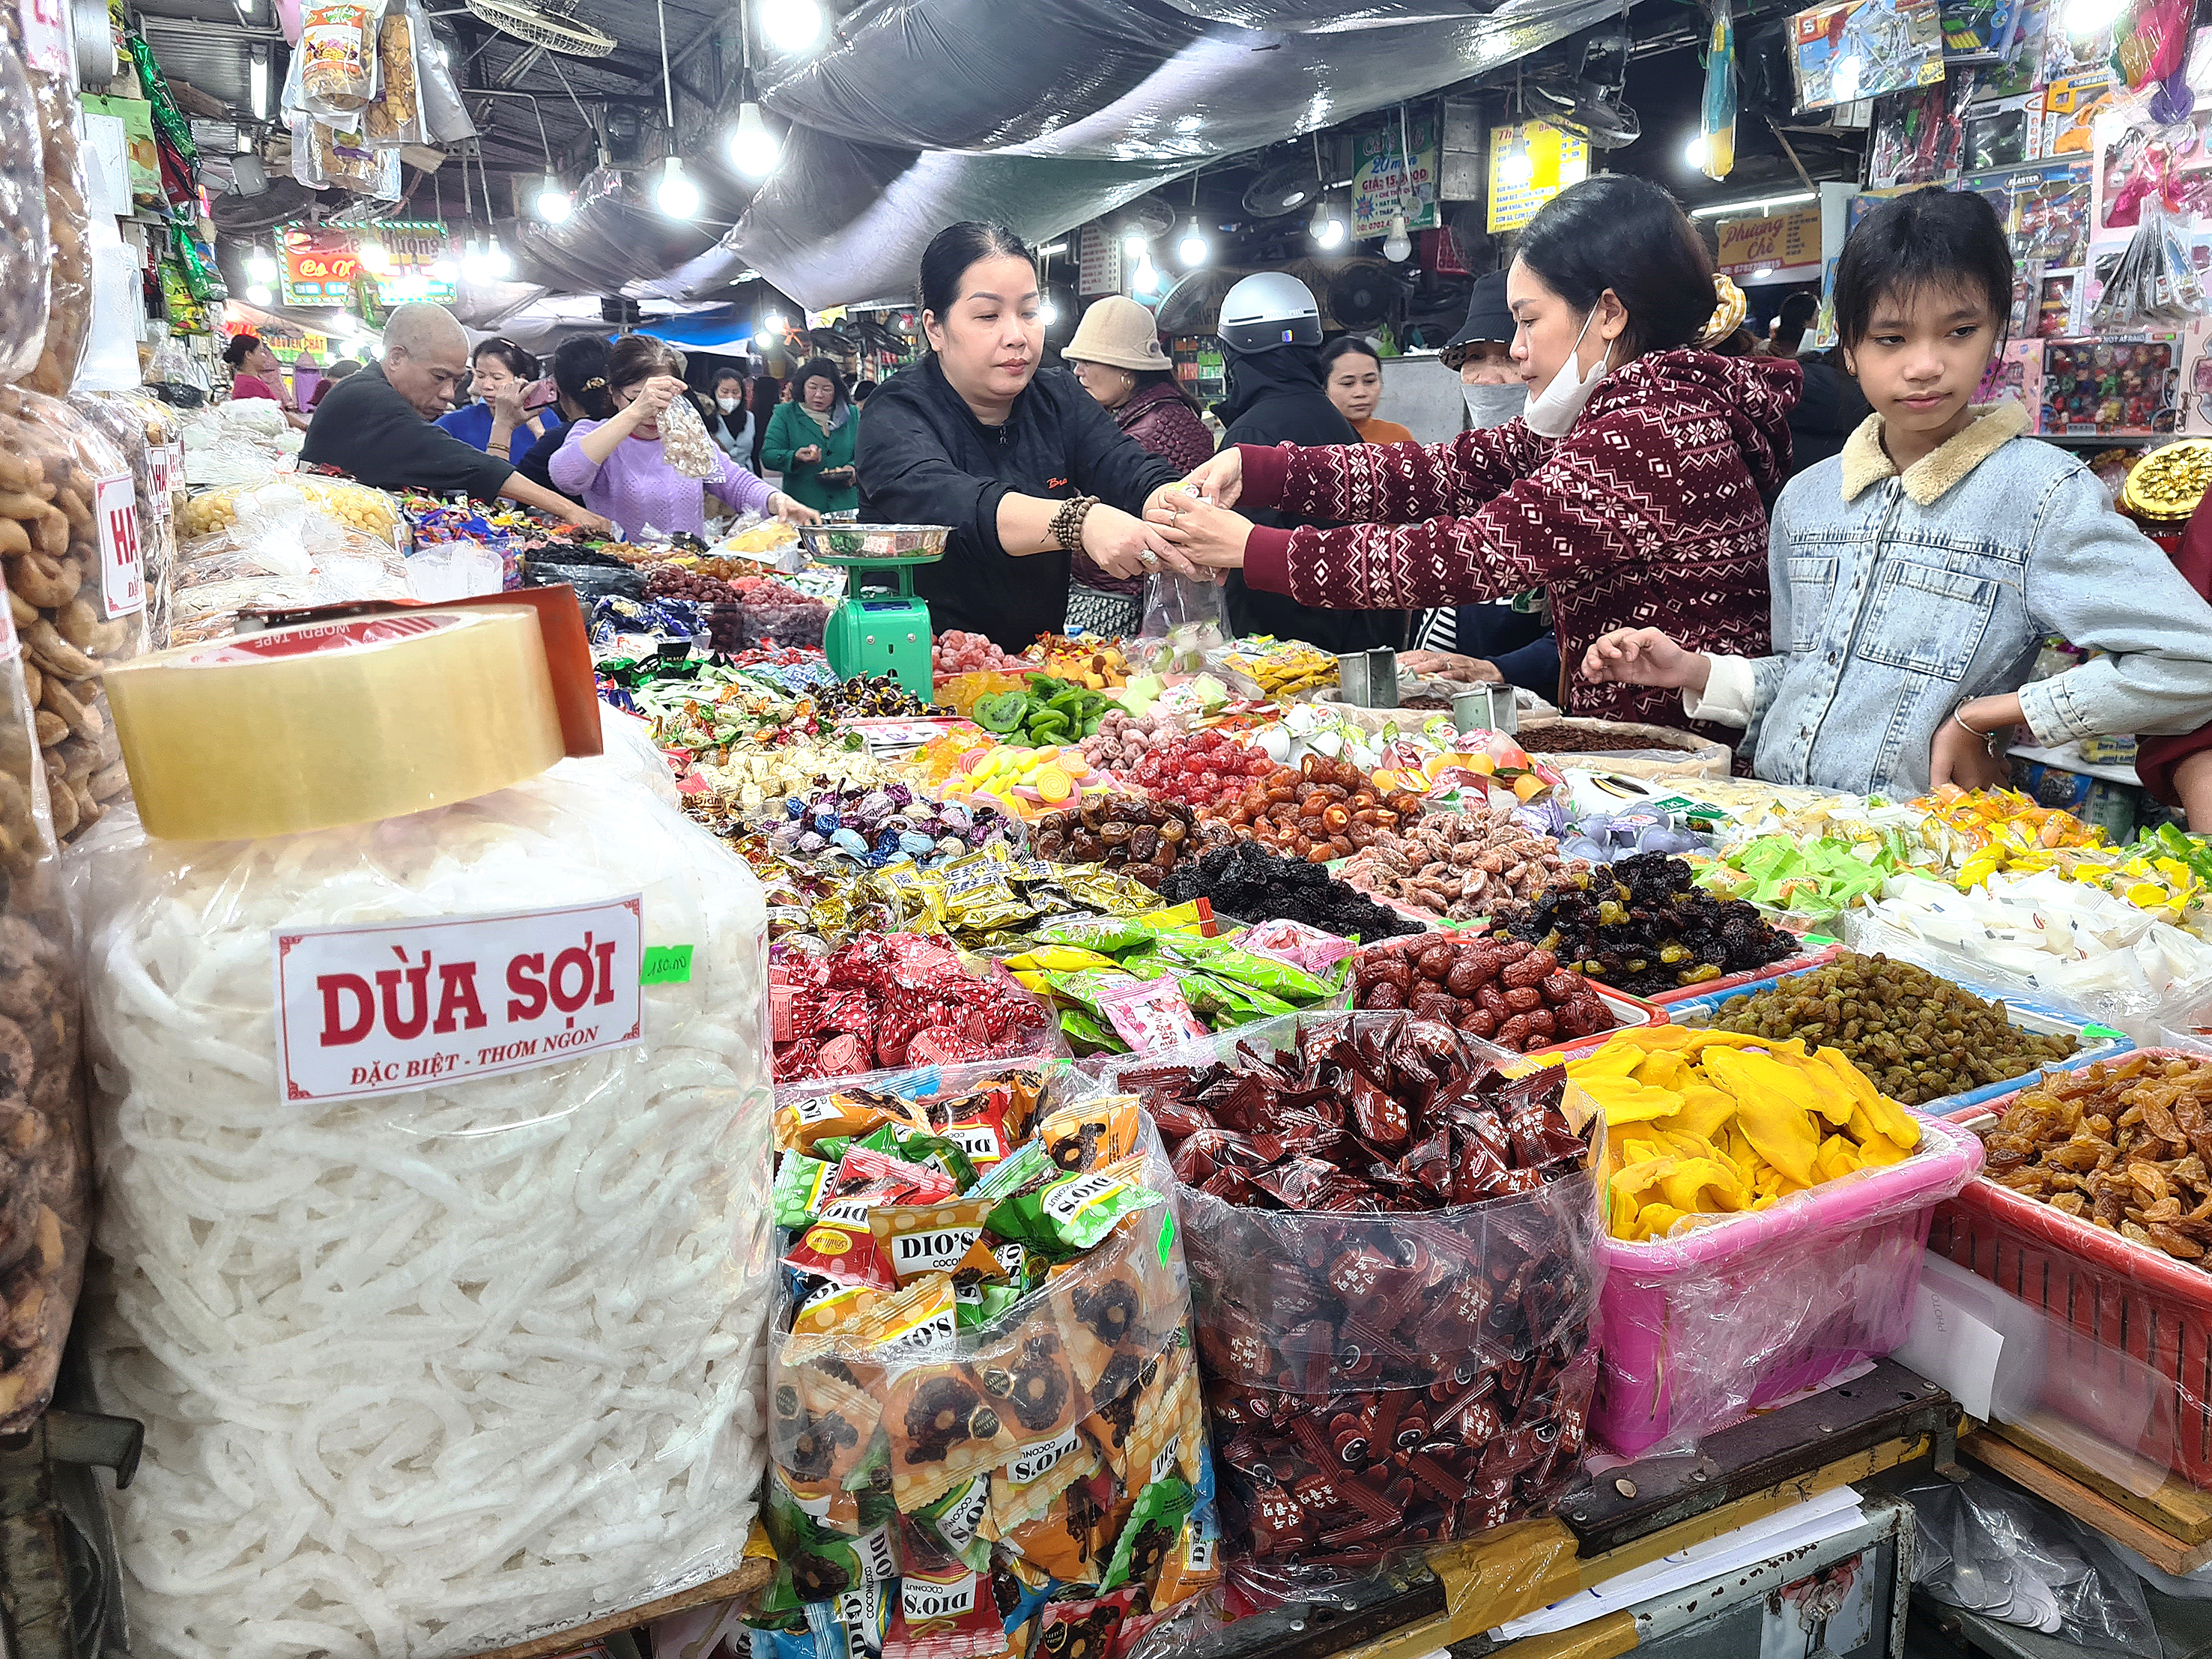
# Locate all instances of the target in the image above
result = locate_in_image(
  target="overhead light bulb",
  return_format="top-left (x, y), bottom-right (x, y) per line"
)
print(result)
top-left (1307, 195), bottom-right (1331, 241)
top-left (357, 239), bottom-right (391, 274)
top-left (1500, 143), bottom-right (1534, 188)
top-left (536, 175), bottom-right (574, 222)
top-left (428, 253), bottom-right (457, 280)
top-left (729, 102), bottom-right (779, 181)
top-left (458, 237), bottom-right (491, 282)
top-left (1381, 212), bottom-right (1411, 262)
top-left (764, 311), bottom-right (787, 335)
top-left (1121, 230), bottom-right (1148, 261)
top-left (1131, 251), bottom-right (1159, 294)
top-left (483, 234), bottom-right (512, 279)
top-left (1177, 217), bottom-right (1207, 267)
top-left (1684, 132), bottom-right (1708, 170)
top-left (758, 0), bottom-right (823, 52)
top-left (246, 245), bottom-right (278, 282)
top-left (1039, 298), bottom-right (1059, 326)
top-left (249, 44), bottom-right (270, 121)
top-left (243, 282), bottom-right (272, 306)
top-left (1311, 200), bottom-right (1346, 251)
top-left (1752, 265), bottom-right (1775, 279)
top-left (655, 155), bottom-right (701, 219)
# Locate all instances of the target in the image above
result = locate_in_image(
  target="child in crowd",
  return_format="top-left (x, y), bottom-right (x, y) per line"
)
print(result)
top-left (1584, 186), bottom-right (2212, 797)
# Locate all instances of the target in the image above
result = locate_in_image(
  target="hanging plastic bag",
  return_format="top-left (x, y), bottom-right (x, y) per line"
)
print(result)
top-left (1698, 0), bottom-right (1737, 181)
top-left (0, 20), bottom-right (50, 389)
top-left (414, 0), bottom-right (476, 142)
top-left (11, 5), bottom-right (88, 398)
top-left (1137, 571), bottom-right (1227, 673)
top-left (298, 0), bottom-right (381, 116)
top-left (361, 0), bottom-right (425, 147)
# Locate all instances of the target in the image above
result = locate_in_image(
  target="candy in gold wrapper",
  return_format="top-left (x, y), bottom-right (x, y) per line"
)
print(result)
top-left (1055, 864), bottom-right (1161, 917)
top-left (945, 882), bottom-right (1046, 938)
top-left (2124, 438), bottom-right (2212, 524)
top-left (864, 857), bottom-right (951, 935)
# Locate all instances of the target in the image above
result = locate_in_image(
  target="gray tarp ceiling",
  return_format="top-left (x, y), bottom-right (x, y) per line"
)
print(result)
top-left (701, 0), bottom-right (1634, 309)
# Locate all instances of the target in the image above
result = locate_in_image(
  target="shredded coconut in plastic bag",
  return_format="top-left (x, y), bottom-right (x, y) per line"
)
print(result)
top-left (79, 769), bottom-right (775, 1659)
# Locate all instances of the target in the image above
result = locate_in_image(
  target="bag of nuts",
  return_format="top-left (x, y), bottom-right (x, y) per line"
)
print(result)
top-left (361, 0), bottom-right (425, 145)
top-left (0, 24), bottom-right (49, 390)
top-left (73, 394), bottom-right (177, 652)
top-left (0, 589), bottom-right (91, 1435)
top-left (0, 389), bottom-right (146, 844)
top-left (299, 0), bottom-right (379, 115)
top-left (4, 5), bottom-right (79, 398)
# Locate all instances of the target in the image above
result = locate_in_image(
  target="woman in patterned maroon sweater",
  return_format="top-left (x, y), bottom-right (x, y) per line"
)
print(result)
top-left (1148, 177), bottom-right (1801, 744)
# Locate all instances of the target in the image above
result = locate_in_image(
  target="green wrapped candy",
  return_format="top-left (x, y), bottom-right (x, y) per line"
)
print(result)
top-left (1151, 933), bottom-right (1333, 1003)
top-left (773, 1154), bottom-right (834, 1228)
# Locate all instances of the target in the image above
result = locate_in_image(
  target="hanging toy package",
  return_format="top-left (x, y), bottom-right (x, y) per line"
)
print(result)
top-left (78, 605), bottom-right (778, 1659)
top-left (2091, 198), bottom-right (2210, 327)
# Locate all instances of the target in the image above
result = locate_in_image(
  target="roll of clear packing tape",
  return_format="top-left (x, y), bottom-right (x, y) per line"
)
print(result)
top-left (103, 607), bottom-right (566, 840)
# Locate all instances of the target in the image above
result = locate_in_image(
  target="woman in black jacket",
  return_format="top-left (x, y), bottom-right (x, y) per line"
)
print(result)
top-left (856, 222), bottom-right (1193, 649)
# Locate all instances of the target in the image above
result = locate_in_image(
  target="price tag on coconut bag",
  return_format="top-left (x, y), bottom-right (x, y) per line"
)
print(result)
top-left (272, 896), bottom-right (645, 1103)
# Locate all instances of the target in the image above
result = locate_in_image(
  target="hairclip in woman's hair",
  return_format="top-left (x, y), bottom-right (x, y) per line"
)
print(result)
top-left (1701, 273), bottom-right (1748, 345)
top-left (583, 376), bottom-right (607, 389)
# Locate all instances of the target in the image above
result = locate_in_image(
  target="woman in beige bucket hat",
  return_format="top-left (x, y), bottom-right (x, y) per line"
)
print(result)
top-left (1061, 296), bottom-right (1216, 636)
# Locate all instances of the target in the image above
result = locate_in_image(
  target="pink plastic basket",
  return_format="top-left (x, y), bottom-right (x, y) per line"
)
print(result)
top-left (1593, 1114), bottom-right (1985, 1457)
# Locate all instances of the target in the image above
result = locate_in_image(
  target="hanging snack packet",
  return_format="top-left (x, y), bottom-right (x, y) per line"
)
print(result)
top-left (299, 0), bottom-right (378, 115)
top-left (361, 1), bottom-right (424, 144)
top-left (658, 390), bottom-right (721, 482)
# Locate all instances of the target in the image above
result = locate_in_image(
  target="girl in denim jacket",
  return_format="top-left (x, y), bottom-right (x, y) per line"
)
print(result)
top-left (1584, 186), bottom-right (2212, 796)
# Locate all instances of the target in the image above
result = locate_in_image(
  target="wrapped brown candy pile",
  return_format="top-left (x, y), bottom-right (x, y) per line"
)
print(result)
top-left (1117, 1014), bottom-right (1601, 1556)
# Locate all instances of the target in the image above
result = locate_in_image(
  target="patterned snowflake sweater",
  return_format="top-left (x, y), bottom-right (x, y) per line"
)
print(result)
top-left (1238, 349), bottom-right (1802, 741)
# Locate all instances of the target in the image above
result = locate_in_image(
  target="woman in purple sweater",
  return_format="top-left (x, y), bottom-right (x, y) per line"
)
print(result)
top-left (551, 336), bottom-right (816, 538)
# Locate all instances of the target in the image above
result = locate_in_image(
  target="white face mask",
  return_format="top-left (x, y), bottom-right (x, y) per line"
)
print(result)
top-left (1464, 382), bottom-right (1528, 429)
top-left (716, 396), bottom-right (741, 412)
top-left (1521, 309), bottom-right (1610, 439)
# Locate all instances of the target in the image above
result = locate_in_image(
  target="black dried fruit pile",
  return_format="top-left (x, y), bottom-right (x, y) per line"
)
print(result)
top-left (1160, 842), bottom-right (1423, 938)
top-left (1488, 853), bottom-right (1798, 997)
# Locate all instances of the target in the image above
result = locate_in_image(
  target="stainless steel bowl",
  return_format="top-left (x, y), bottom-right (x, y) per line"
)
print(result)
top-left (807, 523), bottom-right (951, 563)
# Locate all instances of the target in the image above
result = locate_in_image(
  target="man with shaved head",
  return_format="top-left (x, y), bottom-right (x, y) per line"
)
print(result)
top-left (303, 302), bottom-right (609, 530)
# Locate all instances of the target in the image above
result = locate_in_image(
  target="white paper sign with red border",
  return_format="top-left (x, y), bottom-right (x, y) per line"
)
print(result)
top-left (272, 896), bottom-right (645, 1104)
top-left (94, 473), bottom-right (145, 619)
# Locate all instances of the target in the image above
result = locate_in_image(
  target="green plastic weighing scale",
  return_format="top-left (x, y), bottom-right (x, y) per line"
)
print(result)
top-left (803, 523), bottom-right (951, 699)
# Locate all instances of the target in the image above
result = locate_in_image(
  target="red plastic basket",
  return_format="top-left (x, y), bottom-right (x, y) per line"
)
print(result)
top-left (1929, 1048), bottom-right (2212, 1485)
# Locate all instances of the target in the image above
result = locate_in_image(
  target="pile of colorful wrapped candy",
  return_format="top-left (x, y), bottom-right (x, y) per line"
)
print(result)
top-left (771, 932), bottom-right (1058, 1082)
top-left (763, 1079), bottom-right (1219, 1659)
top-left (1115, 1014), bottom-right (1601, 1556)
top-left (766, 784), bottom-right (1019, 870)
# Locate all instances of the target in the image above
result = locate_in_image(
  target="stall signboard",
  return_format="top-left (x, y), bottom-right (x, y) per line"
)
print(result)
top-left (1078, 223), bottom-right (1123, 297)
top-left (1789, 0), bottom-right (1944, 111)
top-left (278, 221), bottom-right (455, 309)
top-left (222, 314), bottom-right (333, 361)
top-left (1486, 121), bottom-right (1589, 233)
top-left (1715, 204), bottom-right (1825, 279)
top-left (1353, 112), bottom-right (1440, 238)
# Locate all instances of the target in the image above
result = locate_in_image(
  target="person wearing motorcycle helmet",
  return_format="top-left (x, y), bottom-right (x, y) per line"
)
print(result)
top-left (1210, 271), bottom-right (1406, 653)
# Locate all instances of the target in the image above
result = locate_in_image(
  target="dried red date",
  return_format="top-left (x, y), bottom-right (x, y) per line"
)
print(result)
top-left (1502, 985), bottom-right (1543, 1015)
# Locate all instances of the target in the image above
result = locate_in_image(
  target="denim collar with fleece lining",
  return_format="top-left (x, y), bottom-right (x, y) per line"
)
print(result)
top-left (1838, 400), bottom-right (2031, 506)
